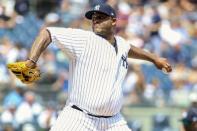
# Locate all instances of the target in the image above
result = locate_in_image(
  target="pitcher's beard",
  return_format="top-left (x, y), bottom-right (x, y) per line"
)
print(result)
top-left (93, 28), bottom-right (108, 37)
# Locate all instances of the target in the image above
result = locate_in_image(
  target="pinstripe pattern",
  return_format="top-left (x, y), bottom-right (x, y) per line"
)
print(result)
top-left (47, 27), bottom-right (131, 131)
top-left (50, 106), bottom-right (131, 131)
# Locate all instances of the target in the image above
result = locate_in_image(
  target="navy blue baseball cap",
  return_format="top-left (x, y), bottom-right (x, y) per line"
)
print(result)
top-left (85, 3), bottom-right (116, 20)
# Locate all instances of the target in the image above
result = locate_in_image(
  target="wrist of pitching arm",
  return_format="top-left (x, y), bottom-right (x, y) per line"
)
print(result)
top-left (27, 28), bottom-right (51, 68)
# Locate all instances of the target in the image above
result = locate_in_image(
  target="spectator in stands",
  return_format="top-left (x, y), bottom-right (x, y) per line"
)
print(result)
top-left (59, 0), bottom-right (71, 26)
top-left (146, 12), bottom-right (163, 56)
top-left (180, 106), bottom-right (197, 131)
top-left (15, 91), bottom-right (43, 128)
top-left (38, 101), bottom-right (57, 130)
top-left (3, 86), bottom-right (24, 109)
top-left (14, 0), bottom-right (29, 16)
top-left (189, 92), bottom-right (197, 108)
top-left (144, 78), bottom-right (161, 105)
top-left (1, 102), bottom-right (18, 130)
top-left (0, 4), bottom-right (16, 29)
top-left (89, 0), bottom-right (107, 7)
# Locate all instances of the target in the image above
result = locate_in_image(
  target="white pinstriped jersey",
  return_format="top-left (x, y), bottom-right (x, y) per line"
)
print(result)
top-left (47, 27), bottom-right (130, 116)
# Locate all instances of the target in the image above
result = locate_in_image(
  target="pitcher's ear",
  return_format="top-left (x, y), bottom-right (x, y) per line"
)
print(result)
top-left (112, 18), bottom-right (116, 26)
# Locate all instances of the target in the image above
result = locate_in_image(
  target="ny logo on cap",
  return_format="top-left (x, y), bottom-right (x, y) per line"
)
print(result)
top-left (94, 5), bottom-right (100, 11)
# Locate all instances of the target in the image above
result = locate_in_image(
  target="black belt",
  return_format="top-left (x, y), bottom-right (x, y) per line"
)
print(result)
top-left (71, 105), bottom-right (112, 118)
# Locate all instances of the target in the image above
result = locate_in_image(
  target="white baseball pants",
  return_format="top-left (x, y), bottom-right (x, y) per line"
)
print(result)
top-left (50, 106), bottom-right (131, 131)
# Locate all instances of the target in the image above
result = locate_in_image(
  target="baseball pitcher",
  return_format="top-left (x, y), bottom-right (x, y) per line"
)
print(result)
top-left (7, 3), bottom-right (172, 131)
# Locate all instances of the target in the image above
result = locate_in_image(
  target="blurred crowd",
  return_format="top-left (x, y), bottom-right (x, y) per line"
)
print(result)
top-left (0, 0), bottom-right (197, 130)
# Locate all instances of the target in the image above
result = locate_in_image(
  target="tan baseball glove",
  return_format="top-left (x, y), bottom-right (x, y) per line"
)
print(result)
top-left (7, 61), bottom-right (41, 84)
